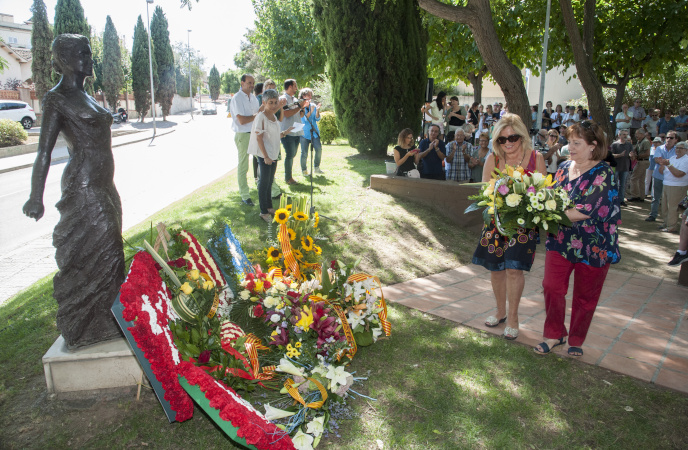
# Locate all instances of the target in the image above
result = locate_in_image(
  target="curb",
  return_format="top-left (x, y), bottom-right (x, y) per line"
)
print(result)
top-left (0, 129), bottom-right (176, 175)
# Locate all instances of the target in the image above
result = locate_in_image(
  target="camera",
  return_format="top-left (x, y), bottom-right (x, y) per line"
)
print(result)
top-left (283, 98), bottom-right (305, 110)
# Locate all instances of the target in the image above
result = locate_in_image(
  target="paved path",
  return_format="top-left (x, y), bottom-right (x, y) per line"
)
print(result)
top-left (385, 251), bottom-right (688, 394)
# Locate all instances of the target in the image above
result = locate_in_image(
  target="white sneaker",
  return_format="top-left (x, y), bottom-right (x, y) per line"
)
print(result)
top-left (302, 170), bottom-right (310, 176)
top-left (314, 167), bottom-right (325, 174)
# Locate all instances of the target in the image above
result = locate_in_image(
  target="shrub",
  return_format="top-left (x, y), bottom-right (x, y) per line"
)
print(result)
top-left (0, 119), bottom-right (28, 147)
top-left (319, 111), bottom-right (339, 144)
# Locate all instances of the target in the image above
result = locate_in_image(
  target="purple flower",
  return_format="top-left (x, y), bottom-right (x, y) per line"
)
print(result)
top-left (571, 239), bottom-right (583, 249)
top-left (498, 184), bottom-right (510, 195)
top-left (598, 205), bottom-right (609, 218)
top-left (579, 180), bottom-right (589, 190)
top-left (583, 225), bottom-right (595, 233)
top-left (527, 186), bottom-right (536, 194)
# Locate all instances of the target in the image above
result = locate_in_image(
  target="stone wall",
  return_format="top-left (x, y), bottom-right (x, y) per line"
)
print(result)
top-left (369, 175), bottom-right (485, 231)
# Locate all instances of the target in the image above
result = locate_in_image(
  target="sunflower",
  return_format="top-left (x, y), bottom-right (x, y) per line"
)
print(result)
top-left (292, 249), bottom-right (304, 260)
top-left (313, 245), bottom-right (322, 255)
top-left (274, 208), bottom-right (289, 224)
top-left (301, 236), bottom-right (314, 251)
top-left (267, 247), bottom-right (282, 260)
top-left (286, 204), bottom-right (293, 211)
top-left (313, 212), bottom-right (320, 228)
top-left (287, 228), bottom-right (296, 241)
top-left (294, 211), bottom-right (309, 221)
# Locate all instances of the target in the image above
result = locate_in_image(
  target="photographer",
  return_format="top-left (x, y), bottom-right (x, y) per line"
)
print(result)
top-left (280, 79), bottom-right (306, 185)
top-left (418, 124), bottom-right (446, 180)
top-left (298, 88), bottom-right (324, 176)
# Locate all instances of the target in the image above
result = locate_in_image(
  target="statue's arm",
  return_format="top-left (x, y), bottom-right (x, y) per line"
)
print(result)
top-left (23, 100), bottom-right (61, 221)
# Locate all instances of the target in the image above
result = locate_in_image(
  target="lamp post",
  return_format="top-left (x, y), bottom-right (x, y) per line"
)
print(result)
top-left (536, 0), bottom-right (552, 131)
top-left (146, 0), bottom-right (157, 140)
top-left (188, 29), bottom-right (193, 119)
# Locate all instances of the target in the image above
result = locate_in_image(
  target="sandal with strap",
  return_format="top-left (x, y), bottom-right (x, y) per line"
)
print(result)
top-left (533, 338), bottom-right (566, 355)
top-left (503, 326), bottom-right (519, 340)
top-left (568, 346), bottom-right (583, 357)
top-left (485, 315), bottom-right (507, 327)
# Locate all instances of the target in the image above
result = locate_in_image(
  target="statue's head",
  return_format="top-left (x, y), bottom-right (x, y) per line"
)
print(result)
top-left (52, 34), bottom-right (93, 77)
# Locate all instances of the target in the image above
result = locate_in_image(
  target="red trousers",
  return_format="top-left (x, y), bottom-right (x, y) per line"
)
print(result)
top-left (542, 251), bottom-right (611, 347)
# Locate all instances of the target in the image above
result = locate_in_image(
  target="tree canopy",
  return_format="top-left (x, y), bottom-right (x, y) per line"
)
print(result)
top-left (150, 6), bottom-right (176, 120)
top-left (172, 41), bottom-right (205, 97)
top-left (208, 65), bottom-right (221, 100)
top-left (234, 29), bottom-right (265, 79)
top-left (131, 15), bottom-right (157, 120)
top-left (31, 0), bottom-right (54, 100)
top-left (53, 0), bottom-right (89, 37)
top-left (102, 16), bottom-right (124, 112)
top-left (251, 0), bottom-right (326, 85)
top-left (221, 70), bottom-right (240, 94)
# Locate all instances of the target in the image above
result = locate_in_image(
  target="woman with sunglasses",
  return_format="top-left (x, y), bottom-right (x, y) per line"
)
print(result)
top-left (534, 121), bottom-right (621, 356)
top-left (543, 129), bottom-right (563, 175)
top-left (473, 114), bottom-right (546, 340)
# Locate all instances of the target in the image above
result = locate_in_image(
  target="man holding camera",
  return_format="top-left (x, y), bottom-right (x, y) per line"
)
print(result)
top-left (280, 79), bottom-right (306, 185)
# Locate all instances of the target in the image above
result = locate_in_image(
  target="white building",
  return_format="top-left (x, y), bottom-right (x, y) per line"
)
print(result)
top-left (0, 14), bottom-right (33, 87)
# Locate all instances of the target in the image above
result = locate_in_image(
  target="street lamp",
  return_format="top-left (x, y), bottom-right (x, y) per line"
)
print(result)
top-left (188, 29), bottom-right (193, 119)
top-left (146, 0), bottom-right (157, 141)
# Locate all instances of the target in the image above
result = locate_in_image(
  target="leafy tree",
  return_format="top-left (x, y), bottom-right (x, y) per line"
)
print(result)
top-left (150, 6), bottom-right (176, 120)
top-left (172, 41), bottom-right (205, 97)
top-left (102, 17), bottom-right (124, 111)
top-left (233, 29), bottom-right (265, 78)
top-left (312, 0), bottom-right (427, 155)
top-left (91, 33), bottom-right (103, 93)
top-left (31, 0), bottom-right (54, 100)
top-left (131, 15), bottom-right (158, 121)
top-left (221, 70), bottom-right (240, 94)
top-left (251, 0), bottom-right (326, 85)
top-left (208, 65), bottom-right (220, 101)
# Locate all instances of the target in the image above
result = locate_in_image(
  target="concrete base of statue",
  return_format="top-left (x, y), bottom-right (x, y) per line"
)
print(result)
top-left (43, 335), bottom-right (146, 396)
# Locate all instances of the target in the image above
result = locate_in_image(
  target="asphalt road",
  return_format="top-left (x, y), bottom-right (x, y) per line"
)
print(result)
top-left (0, 110), bottom-right (236, 301)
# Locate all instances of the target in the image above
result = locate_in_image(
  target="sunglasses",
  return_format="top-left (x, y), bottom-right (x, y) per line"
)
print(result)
top-left (548, 133), bottom-right (558, 137)
top-left (496, 134), bottom-right (521, 145)
top-left (666, 136), bottom-right (677, 140)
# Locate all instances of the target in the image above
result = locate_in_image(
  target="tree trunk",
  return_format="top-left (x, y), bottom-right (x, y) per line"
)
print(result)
top-left (467, 65), bottom-right (487, 105)
top-left (558, 0), bottom-right (610, 138)
top-left (603, 71), bottom-right (630, 138)
top-left (418, 0), bottom-right (532, 128)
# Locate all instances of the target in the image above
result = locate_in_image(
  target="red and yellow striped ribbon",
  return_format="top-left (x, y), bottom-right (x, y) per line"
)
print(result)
top-left (284, 377), bottom-right (328, 409)
top-left (347, 273), bottom-right (392, 337)
top-left (278, 224), bottom-right (301, 280)
top-left (244, 334), bottom-right (276, 380)
top-left (308, 295), bottom-right (357, 361)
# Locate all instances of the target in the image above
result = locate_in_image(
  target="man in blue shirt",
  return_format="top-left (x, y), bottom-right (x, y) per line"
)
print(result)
top-left (418, 124), bottom-right (446, 180)
top-left (646, 130), bottom-right (678, 222)
top-left (657, 110), bottom-right (677, 136)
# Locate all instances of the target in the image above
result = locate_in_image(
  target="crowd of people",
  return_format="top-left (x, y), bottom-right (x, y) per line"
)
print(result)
top-left (398, 97), bottom-right (688, 357)
top-left (228, 74), bottom-right (324, 222)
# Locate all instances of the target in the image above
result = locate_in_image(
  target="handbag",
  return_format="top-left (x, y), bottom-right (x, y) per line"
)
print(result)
top-left (679, 195), bottom-right (688, 210)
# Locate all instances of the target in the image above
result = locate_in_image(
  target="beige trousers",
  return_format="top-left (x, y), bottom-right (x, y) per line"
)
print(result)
top-left (661, 184), bottom-right (688, 230)
top-left (628, 160), bottom-right (649, 199)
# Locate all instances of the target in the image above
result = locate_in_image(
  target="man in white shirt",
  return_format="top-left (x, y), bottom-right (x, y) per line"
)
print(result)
top-left (628, 99), bottom-right (647, 143)
top-left (230, 74), bottom-right (264, 206)
top-left (656, 140), bottom-right (688, 232)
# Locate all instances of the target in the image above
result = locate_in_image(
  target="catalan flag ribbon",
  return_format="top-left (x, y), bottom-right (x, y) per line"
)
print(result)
top-left (284, 377), bottom-right (328, 409)
top-left (347, 273), bottom-right (392, 337)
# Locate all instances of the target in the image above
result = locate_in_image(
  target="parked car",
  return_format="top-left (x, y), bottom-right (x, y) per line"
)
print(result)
top-left (201, 104), bottom-right (217, 115)
top-left (0, 100), bottom-right (36, 129)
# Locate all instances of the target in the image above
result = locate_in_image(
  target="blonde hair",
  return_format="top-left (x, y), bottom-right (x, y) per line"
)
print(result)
top-left (490, 113), bottom-right (532, 160)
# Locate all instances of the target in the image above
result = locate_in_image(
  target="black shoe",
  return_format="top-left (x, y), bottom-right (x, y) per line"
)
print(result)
top-left (620, 201), bottom-right (628, 207)
top-left (241, 198), bottom-right (255, 206)
top-left (645, 216), bottom-right (656, 222)
top-left (668, 252), bottom-right (688, 266)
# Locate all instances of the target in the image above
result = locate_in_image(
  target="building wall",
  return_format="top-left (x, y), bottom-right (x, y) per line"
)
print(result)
top-left (0, 46), bottom-right (28, 83)
top-left (0, 14), bottom-right (32, 49)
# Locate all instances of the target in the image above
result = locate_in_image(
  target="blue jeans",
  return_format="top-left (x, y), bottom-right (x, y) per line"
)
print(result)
top-left (280, 135), bottom-right (300, 182)
top-left (617, 170), bottom-right (630, 202)
top-left (257, 156), bottom-right (277, 214)
top-left (300, 136), bottom-right (322, 172)
top-left (650, 178), bottom-right (664, 218)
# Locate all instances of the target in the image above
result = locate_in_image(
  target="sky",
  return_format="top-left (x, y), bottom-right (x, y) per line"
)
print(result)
top-left (1, 0), bottom-right (256, 73)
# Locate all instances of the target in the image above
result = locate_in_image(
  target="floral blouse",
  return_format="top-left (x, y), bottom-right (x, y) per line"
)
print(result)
top-left (545, 161), bottom-right (621, 267)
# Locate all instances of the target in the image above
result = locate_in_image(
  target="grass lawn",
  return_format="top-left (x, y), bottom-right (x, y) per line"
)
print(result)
top-left (1, 144), bottom-right (686, 449)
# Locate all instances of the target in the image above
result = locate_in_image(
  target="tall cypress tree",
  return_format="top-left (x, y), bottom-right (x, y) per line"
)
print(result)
top-left (208, 65), bottom-right (220, 101)
top-left (131, 15), bottom-right (157, 121)
top-left (150, 6), bottom-right (175, 120)
top-left (102, 16), bottom-right (124, 112)
top-left (312, 0), bottom-right (426, 155)
top-left (31, 0), bottom-right (54, 100)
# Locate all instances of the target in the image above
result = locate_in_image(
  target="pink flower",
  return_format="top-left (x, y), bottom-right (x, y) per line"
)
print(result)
top-left (198, 350), bottom-right (211, 364)
top-left (583, 225), bottom-right (595, 233)
top-left (571, 239), bottom-right (583, 249)
top-left (498, 184), bottom-right (510, 195)
top-left (579, 180), bottom-right (589, 190)
top-left (592, 175), bottom-right (604, 186)
top-left (598, 205), bottom-right (609, 218)
top-left (527, 186), bottom-right (536, 194)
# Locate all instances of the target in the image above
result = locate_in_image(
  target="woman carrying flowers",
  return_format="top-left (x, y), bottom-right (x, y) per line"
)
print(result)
top-left (534, 121), bottom-right (621, 356)
top-left (472, 114), bottom-right (546, 340)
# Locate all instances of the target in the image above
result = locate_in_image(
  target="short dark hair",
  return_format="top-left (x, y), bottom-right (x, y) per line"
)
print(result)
top-left (284, 79), bottom-right (297, 90)
top-left (240, 73), bottom-right (252, 82)
top-left (568, 121), bottom-right (608, 160)
top-left (254, 82), bottom-right (264, 95)
top-left (450, 96), bottom-right (459, 101)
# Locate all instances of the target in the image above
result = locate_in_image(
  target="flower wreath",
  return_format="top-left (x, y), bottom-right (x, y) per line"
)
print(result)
top-left (119, 251), bottom-right (194, 421)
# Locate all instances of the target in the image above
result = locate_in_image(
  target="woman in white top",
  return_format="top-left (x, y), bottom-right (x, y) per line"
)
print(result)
top-left (248, 89), bottom-right (293, 221)
top-left (615, 103), bottom-right (632, 136)
top-left (427, 92), bottom-right (447, 137)
top-left (550, 104), bottom-right (563, 131)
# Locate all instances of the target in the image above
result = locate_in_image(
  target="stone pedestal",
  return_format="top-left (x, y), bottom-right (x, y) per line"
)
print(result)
top-left (43, 335), bottom-right (144, 395)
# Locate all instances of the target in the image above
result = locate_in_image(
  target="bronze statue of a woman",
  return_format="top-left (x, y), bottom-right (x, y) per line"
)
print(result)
top-left (23, 34), bottom-right (124, 349)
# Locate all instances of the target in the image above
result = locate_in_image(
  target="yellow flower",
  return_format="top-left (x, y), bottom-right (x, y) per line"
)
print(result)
top-left (545, 173), bottom-right (555, 187)
top-left (274, 208), bottom-right (290, 224)
top-left (202, 280), bottom-right (214, 290)
top-left (313, 212), bottom-right (320, 228)
top-left (180, 282), bottom-right (193, 295)
top-left (254, 280), bottom-right (264, 293)
top-left (295, 341), bottom-right (302, 348)
top-left (294, 211), bottom-right (308, 221)
top-left (313, 245), bottom-right (322, 255)
top-left (287, 228), bottom-right (296, 241)
top-left (296, 305), bottom-right (314, 329)
top-left (301, 236), bottom-right (314, 251)
top-left (267, 247), bottom-right (282, 260)
top-left (293, 249), bottom-right (304, 260)
top-left (188, 269), bottom-right (200, 280)
top-left (286, 204), bottom-right (293, 211)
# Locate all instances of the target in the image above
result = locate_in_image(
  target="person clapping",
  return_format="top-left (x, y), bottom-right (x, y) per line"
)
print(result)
top-left (393, 128), bottom-right (420, 176)
top-left (417, 124), bottom-right (446, 180)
